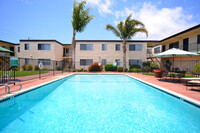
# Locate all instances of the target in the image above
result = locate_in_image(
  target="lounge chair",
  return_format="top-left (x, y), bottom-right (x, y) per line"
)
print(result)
top-left (186, 80), bottom-right (200, 90)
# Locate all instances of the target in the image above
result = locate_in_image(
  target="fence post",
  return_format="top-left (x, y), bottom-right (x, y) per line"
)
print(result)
top-left (39, 70), bottom-right (41, 79)
top-left (53, 61), bottom-right (55, 76)
top-left (62, 61), bottom-right (64, 74)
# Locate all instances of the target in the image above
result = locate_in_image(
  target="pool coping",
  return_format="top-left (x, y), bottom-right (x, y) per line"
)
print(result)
top-left (0, 74), bottom-right (74, 102)
top-left (125, 74), bottom-right (200, 107)
top-left (0, 73), bottom-right (200, 107)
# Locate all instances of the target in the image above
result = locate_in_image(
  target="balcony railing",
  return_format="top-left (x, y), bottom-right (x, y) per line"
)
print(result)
top-left (63, 53), bottom-right (72, 58)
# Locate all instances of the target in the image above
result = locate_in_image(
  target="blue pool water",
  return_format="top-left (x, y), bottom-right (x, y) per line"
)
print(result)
top-left (0, 74), bottom-right (200, 132)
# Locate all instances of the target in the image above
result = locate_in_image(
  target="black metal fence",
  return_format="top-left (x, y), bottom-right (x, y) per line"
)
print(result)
top-left (0, 56), bottom-right (65, 84)
top-left (64, 60), bottom-right (200, 74)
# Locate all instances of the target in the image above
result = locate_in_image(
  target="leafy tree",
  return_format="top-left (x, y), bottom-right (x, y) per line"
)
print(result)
top-left (71, 0), bottom-right (94, 69)
top-left (106, 14), bottom-right (148, 71)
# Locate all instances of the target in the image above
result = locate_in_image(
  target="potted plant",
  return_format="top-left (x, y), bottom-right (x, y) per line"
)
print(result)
top-left (153, 69), bottom-right (163, 78)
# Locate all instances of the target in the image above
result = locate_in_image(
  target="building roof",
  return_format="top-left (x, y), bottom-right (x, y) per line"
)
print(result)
top-left (160, 24), bottom-right (200, 42)
top-left (20, 39), bottom-right (63, 46)
top-left (76, 40), bottom-right (160, 43)
top-left (0, 40), bottom-right (19, 45)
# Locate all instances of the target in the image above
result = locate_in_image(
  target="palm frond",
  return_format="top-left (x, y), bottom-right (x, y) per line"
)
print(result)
top-left (72, 0), bottom-right (94, 33)
top-left (106, 24), bottom-right (121, 38)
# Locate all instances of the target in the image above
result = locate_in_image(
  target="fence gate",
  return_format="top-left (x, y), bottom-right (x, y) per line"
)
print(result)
top-left (0, 56), bottom-right (15, 84)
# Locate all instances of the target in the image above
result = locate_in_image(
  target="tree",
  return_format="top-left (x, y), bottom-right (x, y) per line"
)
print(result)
top-left (106, 14), bottom-right (148, 71)
top-left (71, 0), bottom-right (94, 69)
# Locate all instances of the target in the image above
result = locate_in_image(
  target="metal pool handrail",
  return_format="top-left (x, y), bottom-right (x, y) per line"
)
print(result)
top-left (0, 84), bottom-right (10, 95)
top-left (7, 81), bottom-right (22, 92)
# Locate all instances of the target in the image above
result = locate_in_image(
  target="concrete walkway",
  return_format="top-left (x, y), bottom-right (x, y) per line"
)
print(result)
top-left (0, 72), bottom-right (199, 102)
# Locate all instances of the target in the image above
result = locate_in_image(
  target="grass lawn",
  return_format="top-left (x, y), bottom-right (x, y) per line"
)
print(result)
top-left (143, 73), bottom-right (155, 76)
top-left (0, 71), bottom-right (49, 77)
top-left (142, 72), bottom-right (196, 78)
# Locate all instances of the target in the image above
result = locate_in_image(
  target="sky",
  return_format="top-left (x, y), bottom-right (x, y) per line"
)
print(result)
top-left (0, 0), bottom-right (200, 44)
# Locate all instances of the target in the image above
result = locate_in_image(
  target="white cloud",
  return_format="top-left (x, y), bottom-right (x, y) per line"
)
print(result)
top-left (85, 0), bottom-right (113, 14)
top-left (114, 2), bottom-right (197, 40)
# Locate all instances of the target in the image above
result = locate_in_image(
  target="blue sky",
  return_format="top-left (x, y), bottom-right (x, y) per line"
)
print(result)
top-left (0, 0), bottom-right (200, 44)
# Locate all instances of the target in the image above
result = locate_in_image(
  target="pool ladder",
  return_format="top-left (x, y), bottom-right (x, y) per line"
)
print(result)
top-left (0, 81), bottom-right (22, 95)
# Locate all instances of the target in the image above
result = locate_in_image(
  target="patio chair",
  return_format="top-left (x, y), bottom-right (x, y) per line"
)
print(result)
top-left (185, 80), bottom-right (200, 90)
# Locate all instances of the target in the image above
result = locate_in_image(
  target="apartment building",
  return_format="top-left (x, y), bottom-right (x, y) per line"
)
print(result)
top-left (14, 40), bottom-right (65, 69)
top-left (159, 24), bottom-right (200, 71)
top-left (75, 40), bottom-right (159, 69)
top-left (0, 40), bottom-right (18, 57)
top-left (1, 24), bottom-right (199, 71)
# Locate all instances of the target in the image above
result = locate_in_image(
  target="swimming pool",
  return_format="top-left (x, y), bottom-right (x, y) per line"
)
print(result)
top-left (0, 74), bottom-right (200, 132)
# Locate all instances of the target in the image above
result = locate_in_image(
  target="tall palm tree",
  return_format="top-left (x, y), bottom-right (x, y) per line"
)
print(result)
top-left (71, 0), bottom-right (94, 69)
top-left (106, 14), bottom-right (148, 71)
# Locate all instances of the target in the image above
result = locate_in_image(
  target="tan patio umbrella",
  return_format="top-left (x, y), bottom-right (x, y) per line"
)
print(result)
top-left (154, 48), bottom-right (198, 70)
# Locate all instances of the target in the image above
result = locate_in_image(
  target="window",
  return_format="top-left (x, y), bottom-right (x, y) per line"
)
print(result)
top-left (102, 44), bottom-right (107, 51)
top-left (80, 44), bottom-right (93, 50)
top-left (169, 41), bottom-right (179, 49)
top-left (18, 47), bottom-right (20, 52)
top-left (25, 58), bottom-right (30, 65)
top-left (63, 48), bottom-right (66, 56)
top-left (115, 59), bottom-right (120, 66)
top-left (80, 59), bottom-right (93, 66)
top-left (129, 59), bottom-right (142, 66)
top-left (147, 49), bottom-right (152, 54)
top-left (197, 34), bottom-right (200, 44)
top-left (10, 47), bottom-right (15, 56)
top-left (24, 43), bottom-right (29, 50)
top-left (115, 44), bottom-right (120, 51)
top-left (154, 47), bottom-right (160, 53)
top-left (162, 45), bottom-right (166, 52)
top-left (129, 44), bottom-right (142, 51)
top-left (38, 59), bottom-right (51, 65)
top-left (102, 59), bottom-right (107, 66)
top-left (38, 44), bottom-right (51, 50)
top-left (183, 38), bottom-right (189, 51)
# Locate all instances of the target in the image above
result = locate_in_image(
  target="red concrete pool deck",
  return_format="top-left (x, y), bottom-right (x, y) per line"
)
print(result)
top-left (0, 72), bottom-right (199, 102)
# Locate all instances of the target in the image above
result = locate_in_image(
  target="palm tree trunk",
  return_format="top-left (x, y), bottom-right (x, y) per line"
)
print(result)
top-left (123, 39), bottom-right (126, 71)
top-left (72, 30), bottom-right (76, 70)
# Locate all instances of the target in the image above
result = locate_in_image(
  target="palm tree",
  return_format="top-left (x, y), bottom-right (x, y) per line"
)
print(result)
top-left (106, 14), bottom-right (148, 71)
top-left (71, 0), bottom-right (94, 69)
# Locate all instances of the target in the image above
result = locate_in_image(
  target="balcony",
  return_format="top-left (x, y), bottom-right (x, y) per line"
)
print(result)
top-left (63, 53), bottom-right (72, 58)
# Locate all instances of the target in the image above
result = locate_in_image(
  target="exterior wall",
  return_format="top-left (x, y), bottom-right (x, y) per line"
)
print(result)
top-left (75, 41), bottom-right (147, 69)
top-left (160, 28), bottom-right (200, 71)
top-left (17, 41), bottom-right (63, 61)
top-left (161, 28), bottom-right (200, 53)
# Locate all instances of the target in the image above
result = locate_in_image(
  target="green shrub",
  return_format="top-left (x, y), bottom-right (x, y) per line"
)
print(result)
top-left (88, 62), bottom-right (103, 72)
top-left (129, 68), bottom-right (141, 72)
top-left (12, 67), bottom-right (20, 71)
top-left (80, 68), bottom-right (85, 72)
top-left (143, 61), bottom-right (151, 67)
top-left (142, 66), bottom-right (151, 72)
top-left (105, 64), bottom-right (117, 71)
top-left (117, 67), bottom-right (123, 72)
top-left (117, 67), bottom-right (128, 72)
top-left (34, 65), bottom-right (40, 71)
top-left (194, 63), bottom-right (200, 74)
top-left (150, 63), bottom-right (159, 71)
top-left (22, 64), bottom-right (27, 71)
top-left (124, 68), bottom-right (128, 72)
top-left (130, 64), bottom-right (141, 69)
top-left (27, 64), bottom-right (33, 71)
top-left (56, 67), bottom-right (62, 71)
